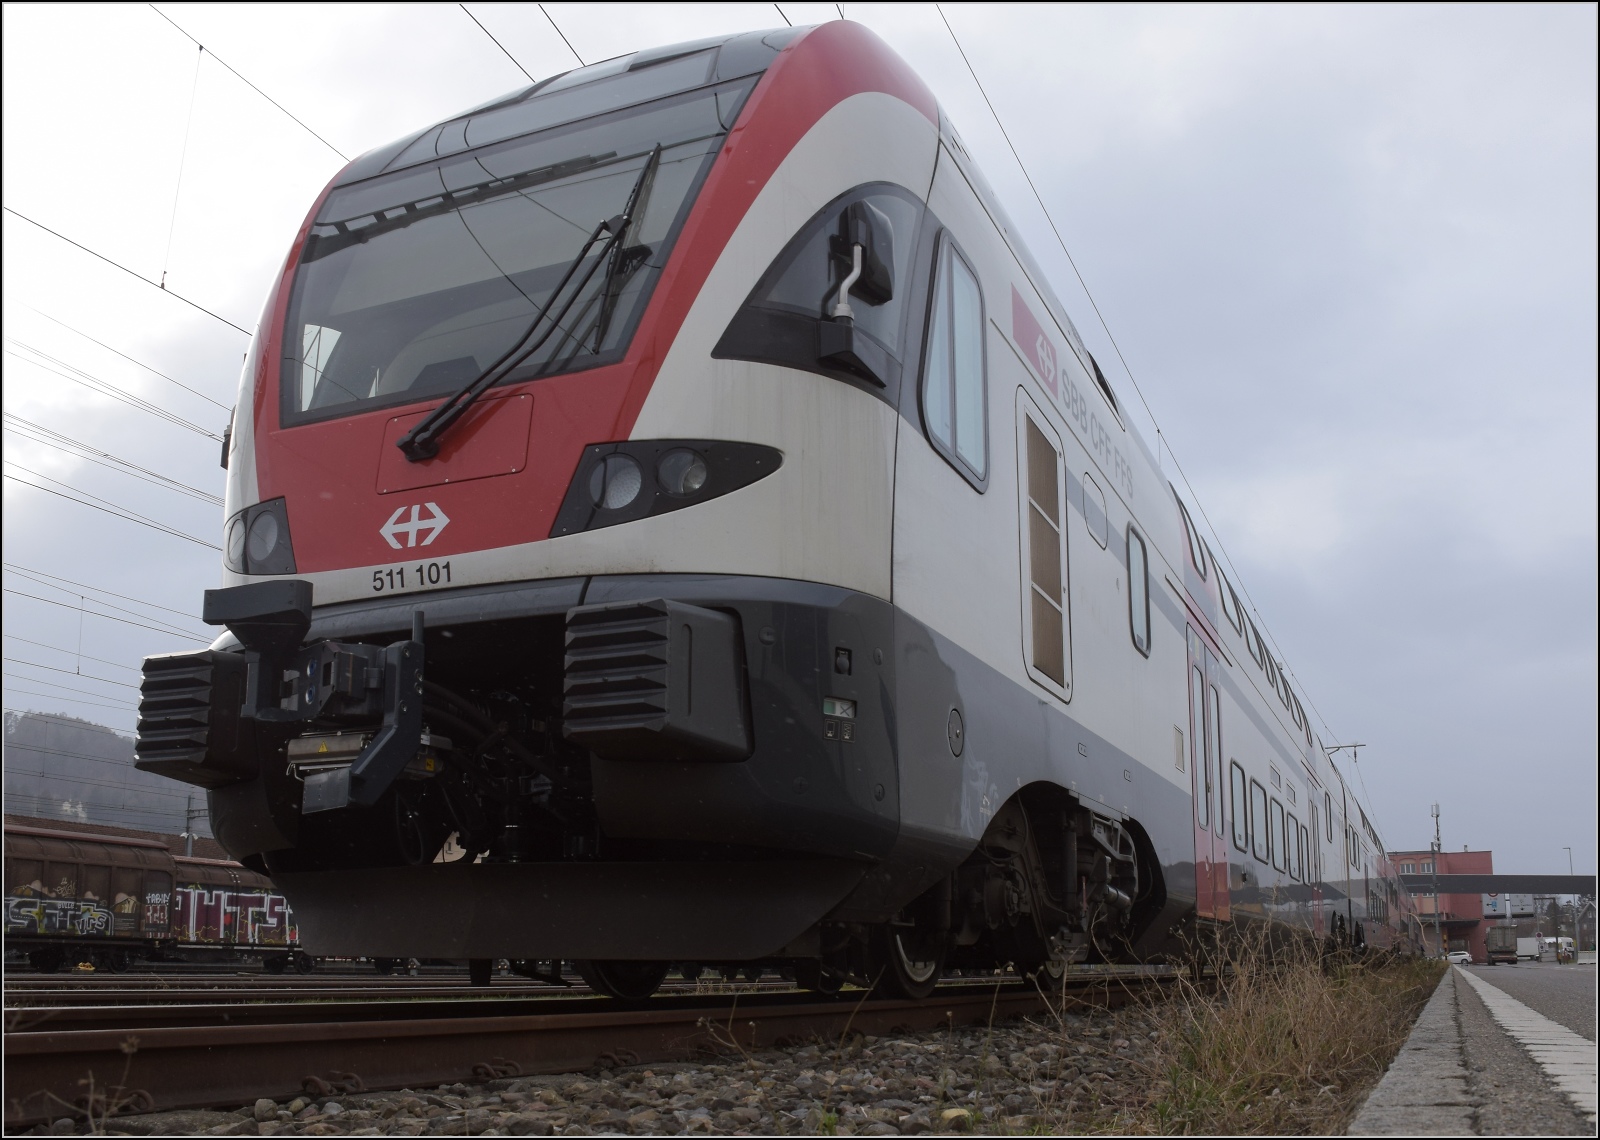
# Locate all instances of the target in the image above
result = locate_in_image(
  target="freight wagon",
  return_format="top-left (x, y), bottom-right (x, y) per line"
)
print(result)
top-left (3, 821), bottom-right (305, 973)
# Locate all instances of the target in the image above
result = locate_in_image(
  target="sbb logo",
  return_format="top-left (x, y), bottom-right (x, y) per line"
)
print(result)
top-left (380, 502), bottom-right (450, 549)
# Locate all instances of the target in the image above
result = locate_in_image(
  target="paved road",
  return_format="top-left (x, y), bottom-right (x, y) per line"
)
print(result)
top-left (1462, 961), bottom-right (1596, 1041)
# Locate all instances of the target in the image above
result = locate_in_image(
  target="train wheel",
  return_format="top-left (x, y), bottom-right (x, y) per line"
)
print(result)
top-left (292, 951), bottom-right (315, 974)
top-left (1020, 957), bottom-right (1066, 992)
top-left (792, 960), bottom-right (844, 998)
top-left (28, 948), bottom-right (64, 974)
top-left (373, 957), bottom-right (397, 975)
top-left (262, 954), bottom-right (288, 975)
top-left (677, 963), bottom-right (703, 983)
top-left (575, 960), bottom-right (669, 1000)
top-left (96, 950), bottom-right (131, 974)
top-left (468, 958), bottom-right (493, 987)
top-left (870, 924), bottom-right (945, 1000)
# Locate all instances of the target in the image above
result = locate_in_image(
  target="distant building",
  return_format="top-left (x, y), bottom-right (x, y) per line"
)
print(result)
top-left (1389, 847), bottom-right (1494, 960)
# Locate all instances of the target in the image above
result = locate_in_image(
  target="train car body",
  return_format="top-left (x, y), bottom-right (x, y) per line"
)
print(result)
top-left (3, 822), bottom-right (298, 971)
top-left (134, 22), bottom-right (1410, 995)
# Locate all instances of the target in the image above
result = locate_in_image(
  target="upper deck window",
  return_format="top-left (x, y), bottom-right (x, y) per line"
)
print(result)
top-left (1174, 490), bottom-right (1207, 580)
top-left (280, 76), bottom-right (755, 426)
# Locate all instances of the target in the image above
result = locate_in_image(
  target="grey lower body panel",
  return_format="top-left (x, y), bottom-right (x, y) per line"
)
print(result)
top-left (276, 859), bottom-right (866, 960)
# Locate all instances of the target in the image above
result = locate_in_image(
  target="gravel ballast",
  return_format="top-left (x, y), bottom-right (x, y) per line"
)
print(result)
top-left (30, 1002), bottom-right (1163, 1136)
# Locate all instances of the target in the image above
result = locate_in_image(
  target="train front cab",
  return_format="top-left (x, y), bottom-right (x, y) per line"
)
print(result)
top-left (134, 22), bottom-right (1213, 994)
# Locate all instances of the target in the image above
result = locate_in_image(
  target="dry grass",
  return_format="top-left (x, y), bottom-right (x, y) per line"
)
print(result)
top-left (1118, 939), bottom-right (1445, 1135)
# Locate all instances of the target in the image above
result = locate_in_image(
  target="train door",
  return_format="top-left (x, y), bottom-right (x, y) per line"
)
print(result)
top-left (1186, 626), bottom-right (1229, 921)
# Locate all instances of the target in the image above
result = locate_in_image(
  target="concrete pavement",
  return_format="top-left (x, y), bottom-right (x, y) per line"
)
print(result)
top-left (1349, 963), bottom-right (1597, 1135)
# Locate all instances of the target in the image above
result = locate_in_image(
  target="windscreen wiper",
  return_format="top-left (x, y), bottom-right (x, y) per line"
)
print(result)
top-left (590, 145), bottom-right (661, 351)
top-left (397, 146), bottom-right (664, 463)
top-left (304, 153), bottom-right (614, 266)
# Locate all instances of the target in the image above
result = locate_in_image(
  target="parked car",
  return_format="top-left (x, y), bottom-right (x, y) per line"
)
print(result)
top-left (1446, 950), bottom-right (1473, 964)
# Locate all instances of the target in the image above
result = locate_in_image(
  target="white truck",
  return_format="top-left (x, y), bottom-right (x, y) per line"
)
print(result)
top-left (1517, 936), bottom-right (1544, 962)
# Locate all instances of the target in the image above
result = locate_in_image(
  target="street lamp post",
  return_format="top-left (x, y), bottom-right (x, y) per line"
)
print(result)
top-left (1430, 804), bottom-right (1443, 958)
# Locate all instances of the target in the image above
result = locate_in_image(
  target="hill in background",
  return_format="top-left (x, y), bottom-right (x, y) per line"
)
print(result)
top-left (3, 709), bottom-right (213, 838)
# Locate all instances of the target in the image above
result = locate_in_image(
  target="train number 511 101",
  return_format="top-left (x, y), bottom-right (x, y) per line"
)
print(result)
top-left (371, 561), bottom-right (452, 592)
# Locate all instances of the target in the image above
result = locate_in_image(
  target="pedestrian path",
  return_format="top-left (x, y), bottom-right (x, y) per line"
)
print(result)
top-left (1349, 965), bottom-right (1598, 1135)
top-left (1456, 966), bottom-right (1597, 1120)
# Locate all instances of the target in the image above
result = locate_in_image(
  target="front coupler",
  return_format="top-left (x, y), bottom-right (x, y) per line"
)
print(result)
top-left (135, 580), bottom-right (424, 813)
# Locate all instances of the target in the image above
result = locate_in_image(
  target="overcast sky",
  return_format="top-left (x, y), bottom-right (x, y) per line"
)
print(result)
top-left (2, 3), bottom-right (1594, 872)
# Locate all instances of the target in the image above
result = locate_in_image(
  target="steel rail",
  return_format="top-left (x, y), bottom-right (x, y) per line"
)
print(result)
top-left (4, 977), bottom-right (1166, 1128)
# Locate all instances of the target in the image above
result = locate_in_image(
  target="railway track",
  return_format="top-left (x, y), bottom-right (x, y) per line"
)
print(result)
top-left (4, 973), bottom-right (1173, 1129)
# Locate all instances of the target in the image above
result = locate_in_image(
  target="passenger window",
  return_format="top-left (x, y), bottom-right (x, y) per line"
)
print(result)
top-left (1017, 398), bottom-right (1069, 696)
top-left (1249, 779), bottom-right (1268, 864)
top-left (1190, 666), bottom-right (1209, 831)
top-left (923, 238), bottom-right (987, 485)
top-left (1271, 799), bottom-right (1287, 871)
top-left (1206, 684), bottom-right (1223, 833)
top-left (1299, 823), bottom-right (1310, 883)
top-left (1230, 762), bottom-right (1248, 852)
top-left (1081, 473), bottom-right (1108, 548)
top-left (1217, 563), bottom-right (1243, 633)
top-left (1245, 618), bottom-right (1265, 668)
top-left (1286, 782), bottom-right (1296, 805)
top-left (1286, 812), bottom-right (1301, 880)
top-left (1269, 766), bottom-right (1281, 790)
top-left (1325, 792), bottom-right (1334, 842)
top-left (1127, 527), bottom-right (1150, 656)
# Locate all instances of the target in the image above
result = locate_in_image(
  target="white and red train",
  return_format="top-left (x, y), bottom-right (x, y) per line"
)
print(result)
top-left (136, 21), bottom-right (1416, 998)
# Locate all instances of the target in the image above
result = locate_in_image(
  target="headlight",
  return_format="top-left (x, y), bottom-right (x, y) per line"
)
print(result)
top-left (224, 515), bottom-right (247, 571)
top-left (551, 440), bottom-right (781, 538)
top-left (589, 454), bottom-right (643, 510)
top-left (657, 448), bottom-right (708, 496)
top-left (220, 497), bottom-right (297, 575)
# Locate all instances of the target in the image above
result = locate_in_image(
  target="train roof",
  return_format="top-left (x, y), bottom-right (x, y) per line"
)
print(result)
top-left (336, 25), bottom-right (805, 189)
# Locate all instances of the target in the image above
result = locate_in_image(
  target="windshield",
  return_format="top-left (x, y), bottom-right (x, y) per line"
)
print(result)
top-left (280, 77), bottom-right (754, 424)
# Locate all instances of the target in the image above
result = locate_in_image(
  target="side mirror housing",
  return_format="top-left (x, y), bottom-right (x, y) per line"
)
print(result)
top-left (837, 200), bottom-right (894, 305)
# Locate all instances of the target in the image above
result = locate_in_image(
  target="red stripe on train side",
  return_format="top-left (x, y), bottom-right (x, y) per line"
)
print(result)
top-left (248, 22), bottom-right (936, 573)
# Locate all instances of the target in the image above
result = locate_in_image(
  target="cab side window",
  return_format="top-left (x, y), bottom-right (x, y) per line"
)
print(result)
top-left (923, 237), bottom-right (987, 488)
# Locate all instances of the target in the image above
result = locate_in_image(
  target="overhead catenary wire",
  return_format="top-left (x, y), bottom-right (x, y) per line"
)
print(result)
top-left (1, 794), bottom-right (199, 828)
top-left (774, 5), bottom-right (793, 26)
top-left (147, 5), bottom-right (348, 162)
top-left (4, 563), bottom-right (203, 624)
top-left (539, 4), bottom-right (586, 67)
top-left (25, 307), bottom-right (230, 409)
top-left (932, 6), bottom-right (1351, 765)
top-left (5, 658), bottom-right (140, 690)
top-left (3, 708), bottom-right (134, 738)
top-left (2, 770), bottom-right (195, 802)
top-left (4, 466), bottom-right (221, 550)
top-left (3, 671), bottom-right (140, 704)
top-left (460, 4), bottom-right (535, 83)
top-left (161, 42), bottom-right (204, 290)
top-left (1, 207), bottom-right (250, 336)
top-left (2, 590), bottom-right (209, 643)
top-left (2, 688), bottom-right (135, 713)
top-left (3, 635), bottom-right (140, 674)
top-left (4, 415), bottom-right (224, 506)
top-left (11, 743), bottom-right (159, 771)
top-left (6, 342), bottom-right (223, 440)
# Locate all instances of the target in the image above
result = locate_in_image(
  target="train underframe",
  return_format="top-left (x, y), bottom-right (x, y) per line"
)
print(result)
top-left (137, 573), bottom-right (1167, 998)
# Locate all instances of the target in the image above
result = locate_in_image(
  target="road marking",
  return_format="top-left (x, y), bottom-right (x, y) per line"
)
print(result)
top-left (1456, 966), bottom-right (1596, 1119)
